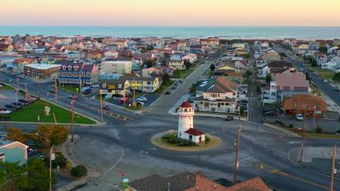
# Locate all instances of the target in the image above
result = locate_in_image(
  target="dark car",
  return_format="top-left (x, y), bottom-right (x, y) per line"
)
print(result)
top-left (11, 102), bottom-right (23, 109)
top-left (225, 115), bottom-right (234, 121)
top-left (18, 99), bottom-right (29, 105)
top-left (165, 91), bottom-right (171, 95)
top-left (4, 104), bottom-right (14, 109)
top-left (103, 105), bottom-right (110, 111)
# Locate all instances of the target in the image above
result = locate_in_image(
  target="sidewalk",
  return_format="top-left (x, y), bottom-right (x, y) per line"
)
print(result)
top-left (56, 135), bottom-right (101, 191)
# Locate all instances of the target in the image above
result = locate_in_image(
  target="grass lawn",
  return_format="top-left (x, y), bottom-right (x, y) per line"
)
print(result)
top-left (311, 66), bottom-right (335, 80)
top-left (296, 132), bottom-right (340, 139)
top-left (2, 100), bottom-right (95, 124)
top-left (0, 83), bottom-right (14, 90)
top-left (60, 85), bottom-right (81, 94)
top-left (156, 80), bottom-right (174, 94)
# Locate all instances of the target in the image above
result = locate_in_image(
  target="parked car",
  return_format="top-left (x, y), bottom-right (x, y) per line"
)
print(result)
top-left (4, 104), bottom-right (15, 109)
top-left (225, 115), bottom-right (234, 121)
top-left (0, 108), bottom-right (11, 114)
top-left (136, 101), bottom-right (144, 106)
top-left (295, 114), bottom-right (304, 121)
top-left (165, 91), bottom-right (171, 95)
top-left (136, 96), bottom-right (147, 102)
top-left (18, 99), bottom-right (29, 105)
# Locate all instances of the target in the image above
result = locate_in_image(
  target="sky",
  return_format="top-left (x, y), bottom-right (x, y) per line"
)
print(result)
top-left (1, 0), bottom-right (340, 26)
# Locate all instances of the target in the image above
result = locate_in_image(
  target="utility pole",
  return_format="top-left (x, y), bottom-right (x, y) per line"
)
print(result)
top-left (330, 145), bottom-right (337, 191)
top-left (16, 77), bottom-right (19, 105)
top-left (100, 93), bottom-right (103, 120)
top-left (299, 109), bottom-right (308, 163)
top-left (49, 145), bottom-right (54, 191)
top-left (70, 98), bottom-right (76, 143)
top-left (55, 78), bottom-right (58, 103)
top-left (233, 124), bottom-right (242, 184)
top-left (25, 83), bottom-right (29, 99)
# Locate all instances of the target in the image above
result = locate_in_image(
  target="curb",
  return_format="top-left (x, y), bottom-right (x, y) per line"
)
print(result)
top-left (263, 122), bottom-right (301, 137)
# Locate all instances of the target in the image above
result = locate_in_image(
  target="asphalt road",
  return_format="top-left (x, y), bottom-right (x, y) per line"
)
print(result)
top-left (1, 47), bottom-right (340, 190)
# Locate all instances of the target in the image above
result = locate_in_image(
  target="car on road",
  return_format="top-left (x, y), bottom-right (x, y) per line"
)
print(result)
top-left (0, 108), bottom-right (11, 114)
top-left (225, 115), bottom-right (234, 121)
top-left (103, 105), bottom-right (110, 111)
top-left (295, 113), bottom-right (304, 121)
top-left (18, 99), bottom-right (29, 105)
top-left (323, 79), bottom-right (329, 83)
top-left (136, 96), bottom-right (147, 102)
top-left (11, 102), bottom-right (23, 109)
top-left (335, 87), bottom-right (340, 92)
top-left (171, 86), bottom-right (177, 90)
top-left (165, 91), bottom-right (171, 95)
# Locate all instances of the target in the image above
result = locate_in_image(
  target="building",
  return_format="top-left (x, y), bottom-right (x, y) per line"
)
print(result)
top-left (169, 54), bottom-right (186, 70)
top-left (101, 60), bottom-right (132, 74)
top-left (12, 58), bottom-right (37, 73)
top-left (24, 64), bottom-right (61, 80)
top-left (127, 172), bottom-right (271, 191)
top-left (58, 61), bottom-right (99, 85)
top-left (177, 101), bottom-right (205, 144)
top-left (283, 94), bottom-right (327, 118)
top-left (194, 77), bottom-right (237, 113)
top-left (0, 140), bottom-right (28, 165)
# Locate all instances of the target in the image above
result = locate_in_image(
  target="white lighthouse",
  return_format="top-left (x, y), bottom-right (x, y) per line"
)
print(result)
top-left (177, 101), bottom-right (205, 143)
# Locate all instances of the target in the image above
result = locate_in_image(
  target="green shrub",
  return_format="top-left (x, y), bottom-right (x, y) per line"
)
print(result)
top-left (205, 136), bottom-right (211, 144)
top-left (52, 152), bottom-right (67, 169)
top-left (71, 165), bottom-right (87, 177)
top-left (315, 126), bottom-right (323, 134)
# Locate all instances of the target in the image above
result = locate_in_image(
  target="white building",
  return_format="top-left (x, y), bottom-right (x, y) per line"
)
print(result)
top-left (177, 101), bottom-right (205, 144)
top-left (101, 60), bottom-right (132, 74)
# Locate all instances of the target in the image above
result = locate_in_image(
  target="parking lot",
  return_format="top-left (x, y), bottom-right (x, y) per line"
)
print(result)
top-left (0, 90), bottom-right (24, 108)
top-left (110, 93), bottom-right (160, 108)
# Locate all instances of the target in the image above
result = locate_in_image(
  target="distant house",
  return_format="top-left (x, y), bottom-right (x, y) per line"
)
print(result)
top-left (101, 60), bottom-right (132, 74)
top-left (283, 94), bottom-right (327, 118)
top-left (261, 51), bottom-right (281, 62)
top-left (182, 53), bottom-right (198, 63)
top-left (194, 77), bottom-right (237, 113)
top-left (0, 44), bottom-right (14, 52)
top-left (169, 54), bottom-right (185, 70)
top-left (322, 56), bottom-right (340, 71)
top-left (58, 61), bottom-right (98, 85)
top-left (0, 140), bottom-right (28, 165)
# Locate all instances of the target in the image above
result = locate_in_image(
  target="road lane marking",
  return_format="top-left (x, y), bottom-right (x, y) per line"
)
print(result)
top-left (257, 163), bottom-right (329, 190)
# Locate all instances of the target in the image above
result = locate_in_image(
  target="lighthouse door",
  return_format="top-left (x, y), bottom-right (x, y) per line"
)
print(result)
top-left (189, 135), bottom-right (192, 141)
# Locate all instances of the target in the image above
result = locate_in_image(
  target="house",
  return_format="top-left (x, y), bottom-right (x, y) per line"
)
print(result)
top-left (322, 56), bottom-right (340, 71)
top-left (104, 50), bottom-right (119, 60)
top-left (99, 74), bottom-right (130, 97)
top-left (0, 140), bottom-right (28, 165)
top-left (194, 77), bottom-right (237, 113)
top-left (261, 51), bottom-right (281, 62)
top-left (128, 172), bottom-right (271, 191)
top-left (267, 61), bottom-right (293, 78)
top-left (256, 59), bottom-right (269, 78)
top-left (182, 53), bottom-right (198, 63)
top-left (58, 61), bottom-right (99, 85)
top-left (101, 60), bottom-right (132, 74)
top-left (314, 52), bottom-right (327, 66)
top-left (12, 58), bottom-right (37, 73)
top-left (283, 94), bottom-right (327, 118)
top-left (24, 64), bottom-right (61, 80)
top-left (213, 70), bottom-right (244, 84)
top-left (0, 44), bottom-right (14, 52)
top-left (169, 54), bottom-right (186, 70)
top-left (275, 73), bottom-right (310, 100)
top-left (123, 75), bottom-right (161, 93)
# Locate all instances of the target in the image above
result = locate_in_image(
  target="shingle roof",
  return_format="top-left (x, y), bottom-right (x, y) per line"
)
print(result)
top-left (276, 73), bottom-right (308, 87)
top-left (185, 128), bottom-right (205, 136)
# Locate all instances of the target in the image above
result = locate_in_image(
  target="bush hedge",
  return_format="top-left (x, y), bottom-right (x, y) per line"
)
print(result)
top-left (71, 165), bottom-right (87, 177)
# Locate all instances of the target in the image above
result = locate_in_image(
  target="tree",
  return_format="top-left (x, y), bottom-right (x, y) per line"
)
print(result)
top-left (33, 125), bottom-right (68, 150)
top-left (162, 73), bottom-right (171, 85)
top-left (184, 60), bottom-right (192, 69)
top-left (333, 72), bottom-right (340, 81)
top-left (305, 72), bottom-right (310, 81)
top-left (5, 127), bottom-right (27, 143)
top-left (0, 161), bottom-right (28, 190)
top-left (315, 126), bottom-right (323, 134)
top-left (318, 46), bottom-right (328, 54)
top-left (265, 74), bottom-right (272, 83)
top-left (27, 158), bottom-right (56, 191)
top-left (143, 60), bottom-right (154, 68)
top-left (311, 58), bottom-right (317, 67)
top-left (209, 64), bottom-right (216, 71)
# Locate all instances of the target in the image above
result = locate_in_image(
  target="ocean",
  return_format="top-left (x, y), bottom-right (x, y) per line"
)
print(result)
top-left (0, 26), bottom-right (339, 39)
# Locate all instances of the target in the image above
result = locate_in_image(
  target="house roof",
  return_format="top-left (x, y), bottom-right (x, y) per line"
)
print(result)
top-left (224, 177), bottom-right (271, 191)
top-left (129, 172), bottom-right (271, 191)
top-left (276, 73), bottom-right (308, 87)
top-left (206, 77), bottom-right (238, 93)
top-left (185, 128), bottom-right (205, 136)
top-left (180, 101), bottom-right (192, 108)
top-left (268, 61), bottom-right (292, 68)
top-left (283, 94), bottom-right (327, 111)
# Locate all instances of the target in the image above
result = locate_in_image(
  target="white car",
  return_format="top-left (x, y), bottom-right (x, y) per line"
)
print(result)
top-left (295, 114), bottom-right (304, 121)
top-left (136, 96), bottom-right (147, 102)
